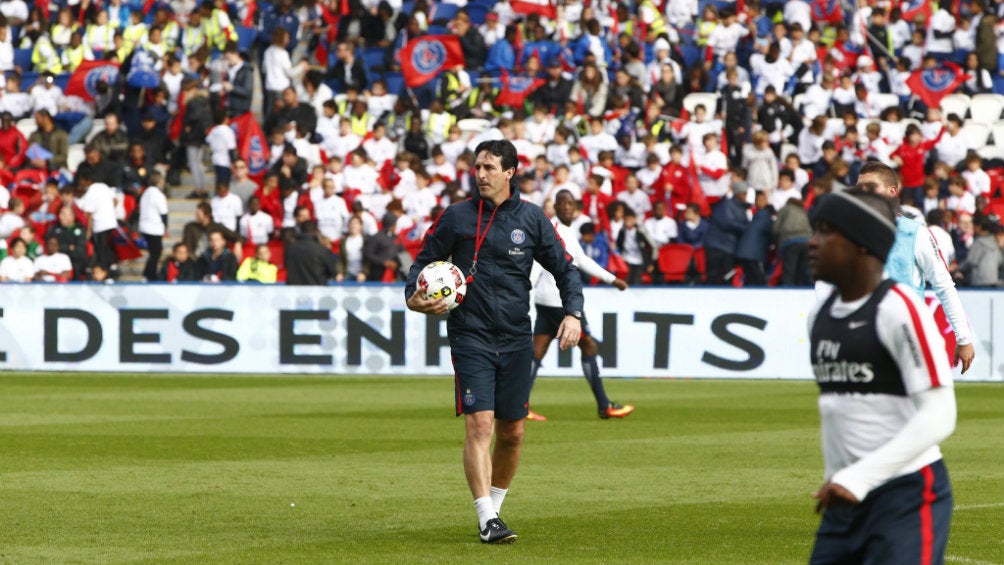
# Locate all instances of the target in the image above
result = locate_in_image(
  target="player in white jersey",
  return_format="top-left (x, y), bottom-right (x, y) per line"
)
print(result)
top-left (527, 189), bottom-right (634, 420)
top-left (855, 162), bottom-right (974, 374)
top-left (806, 189), bottom-right (955, 565)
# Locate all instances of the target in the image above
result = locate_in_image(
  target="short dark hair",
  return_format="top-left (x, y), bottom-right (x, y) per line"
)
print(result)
top-left (474, 139), bottom-right (519, 173)
top-left (858, 161), bottom-right (899, 188)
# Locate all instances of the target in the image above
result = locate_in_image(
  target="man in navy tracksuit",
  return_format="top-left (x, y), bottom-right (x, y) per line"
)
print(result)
top-left (406, 140), bottom-right (584, 544)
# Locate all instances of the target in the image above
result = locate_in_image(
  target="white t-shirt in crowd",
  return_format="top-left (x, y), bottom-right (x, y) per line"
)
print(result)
top-left (34, 252), bottom-right (73, 281)
top-left (78, 182), bottom-right (118, 233)
top-left (211, 192), bottom-right (244, 232)
top-left (207, 123), bottom-right (237, 167)
top-left (138, 186), bottom-right (169, 236)
top-left (0, 255), bottom-right (35, 282)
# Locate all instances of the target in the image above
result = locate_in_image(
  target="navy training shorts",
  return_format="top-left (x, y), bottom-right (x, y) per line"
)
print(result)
top-left (451, 346), bottom-right (534, 420)
top-left (532, 304), bottom-right (591, 338)
top-left (810, 459), bottom-right (952, 565)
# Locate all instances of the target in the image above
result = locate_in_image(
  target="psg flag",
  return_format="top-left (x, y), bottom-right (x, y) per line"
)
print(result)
top-left (906, 63), bottom-right (969, 110)
top-left (231, 112), bottom-right (270, 182)
top-left (810, 0), bottom-right (843, 25)
top-left (65, 60), bottom-right (120, 101)
top-left (400, 35), bottom-right (465, 88)
top-left (495, 72), bottom-right (546, 108)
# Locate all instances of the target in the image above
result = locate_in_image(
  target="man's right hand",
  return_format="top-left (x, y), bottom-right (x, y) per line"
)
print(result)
top-left (611, 278), bottom-right (628, 291)
top-left (407, 289), bottom-right (448, 315)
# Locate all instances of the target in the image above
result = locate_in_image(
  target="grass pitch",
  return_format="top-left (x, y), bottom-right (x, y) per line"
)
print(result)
top-left (0, 374), bottom-right (1001, 565)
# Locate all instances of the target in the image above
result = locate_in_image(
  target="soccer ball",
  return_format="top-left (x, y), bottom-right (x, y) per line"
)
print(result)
top-left (417, 261), bottom-right (467, 311)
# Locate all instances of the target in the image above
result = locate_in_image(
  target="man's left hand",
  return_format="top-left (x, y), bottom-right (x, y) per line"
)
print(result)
top-left (955, 343), bottom-right (975, 374)
top-left (813, 481), bottom-right (858, 513)
top-left (555, 316), bottom-right (581, 350)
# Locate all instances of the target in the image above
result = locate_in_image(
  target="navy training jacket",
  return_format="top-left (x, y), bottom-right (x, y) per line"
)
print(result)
top-left (405, 185), bottom-right (584, 353)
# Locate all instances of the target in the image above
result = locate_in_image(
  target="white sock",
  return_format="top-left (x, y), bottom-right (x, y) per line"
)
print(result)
top-left (474, 496), bottom-right (497, 530)
top-left (490, 486), bottom-right (508, 514)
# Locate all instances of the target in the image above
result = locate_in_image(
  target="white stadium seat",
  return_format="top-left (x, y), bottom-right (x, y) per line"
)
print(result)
top-left (682, 92), bottom-right (719, 116)
top-left (456, 118), bottom-right (491, 142)
top-left (939, 93), bottom-right (971, 120)
top-left (16, 118), bottom-right (36, 138)
top-left (991, 121), bottom-right (1004, 145)
top-left (66, 143), bottom-right (86, 172)
top-left (871, 93), bottom-right (900, 112)
top-left (962, 120), bottom-right (991, 147)
top-left (968, 93), bottom-right (1004, 125)
top-left (976, 145), bottom-right (1004, 161)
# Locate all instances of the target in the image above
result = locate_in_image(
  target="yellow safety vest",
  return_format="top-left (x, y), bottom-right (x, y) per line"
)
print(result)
top-left (350, 113), bottom-right (371, 136)
top-left (61, 44), bottom-right (91, 71)
top-left (162, 21), bottom-right (180, 51)
top-left (123, 23), bottom-right (148, 52)
top-left (696, 21), bottom-right (716, 47)
top-left (50, 23), bottom-right (78, 46)
top-left (31, 39), bottom-right (63, 74)
top-left (640, 0), bottom-right (667, 36)
top-left (181, 24), bottom-right (206, 55)
top-left (205, 10), bottom-right (235, 51)
top-left (87, 24), bottom-right (115, 51)
top-left (424, 112), bottom-right (456, 140)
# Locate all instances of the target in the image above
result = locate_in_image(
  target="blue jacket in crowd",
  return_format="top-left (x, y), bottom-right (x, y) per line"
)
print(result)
top-left (704, 197), bottom-right (751, 255)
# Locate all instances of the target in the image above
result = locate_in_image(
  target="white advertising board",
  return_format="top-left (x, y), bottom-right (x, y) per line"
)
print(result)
top-left (0, 285), bottom-right (999, 381)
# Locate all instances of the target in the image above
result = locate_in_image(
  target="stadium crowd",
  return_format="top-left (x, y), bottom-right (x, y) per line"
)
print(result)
top-left (0, 0), bottom-right (1003, 286)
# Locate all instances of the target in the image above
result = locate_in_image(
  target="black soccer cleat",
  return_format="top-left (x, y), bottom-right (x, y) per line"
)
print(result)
top-left (479, 517), bottom-right (517, 544)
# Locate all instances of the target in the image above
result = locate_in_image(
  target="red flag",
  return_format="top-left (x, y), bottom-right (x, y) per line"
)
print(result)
top-left (811, 0), bottom-right (843, 25)
top-left (65, 61), bottom-right (120, 102)
top-left (901, 0), bottom-right (931, 23)
top-left (905, 63), bottom-right (970, 110)
top-left (231, 112), bottom-right (271, 182)
top-left (495, 72), bottom-right (545, 108)
top-left (168, 90), bottom-right (186, 142)
top-left (400, 35), bottom-right (465, 88)
top-left (510, 0), bottom-right (557, 19)
top-left (243, 0), bottom-right (257, 26)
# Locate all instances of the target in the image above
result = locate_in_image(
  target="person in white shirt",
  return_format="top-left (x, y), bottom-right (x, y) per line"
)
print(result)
top-left (402, 171), bottom-right (439, 223)
top-left (643, 200), bottom-right (678, 248)
top-left (616, 174), bottom-right (652, 219)
top-left (0, 237), bottom-right (35, 282)
top-left (750, 42), bottom-right (796, 98)
top-left (313, 179), bottom-right (349, 244)
top-left (210, 183), bottom-right (244, 232)
top-left (771, 169), bottom-right (802, 210)
top-left (806, 189), bottom-right (956, 565)
top-left (578, 117), bottom-right (619, 163)
top-left (524, 106), bottom-right (556, 145)
top-left (138, 172), bottom-right (169, 281)
top-left (342, 149), bottom-right (380, 194)
top-left (788, 23), bottom-right (817, 87)
top-left (526, 189), bottom-right (632, 422)
top-left (76, 174), bottom-right (119, 269)
top-left (238, 195), bottom-right (276, 245)
top-left (29, 74), bottom-right (64, 116)
top-left (427, 146), bottom-right (457, 182)
top-left (0, 74), bottom-right (31, 119)
top-left (933, 114), bottom-right (969, 168)
top-left (946, 177), bottom-right (977, 214)
top-left (961, 152), bottom-right (991, 197)
top-left (206, 114), bottom-right (237, 186)
top-left (695, 133), bottom-right (731, 201)
top-left (364, 80), bottom-right (396, 121)
top-left (678, 104), bottom-right (723, 162)
top-left (262, 28), bottom-right (305, 115)
top-left (614, 135), bottom-right (647, 169)
top-left (706, 9), bottom-right (750, 64)
top-left (33, 235), bottom-right (74, 282)
top-left (328, 120), bottom-right (362, 162)
top-left (925, 8), bottom-right (956, 60)
top-left (861, 122), bottom-right (891, 163)
top-left (0, 197), bottom-right (25, 238)
top-left (362, 123), bottom-right (397, 167)
top-left (440, 125), bottom-right (467, 165)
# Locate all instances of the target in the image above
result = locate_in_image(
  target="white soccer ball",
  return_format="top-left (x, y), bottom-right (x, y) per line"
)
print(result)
top-left (418, 261), bottom-right (468, 311)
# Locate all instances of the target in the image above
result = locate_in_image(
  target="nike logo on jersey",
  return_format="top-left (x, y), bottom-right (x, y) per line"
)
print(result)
top-left (848, 321), bottom-right (868, 330)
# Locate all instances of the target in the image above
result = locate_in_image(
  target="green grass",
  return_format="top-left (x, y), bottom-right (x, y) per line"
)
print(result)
top-left (0, 374), bottom-right (1001, 565)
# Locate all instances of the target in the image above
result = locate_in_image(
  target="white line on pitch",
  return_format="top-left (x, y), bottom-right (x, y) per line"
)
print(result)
top-left (954, 502), bottom-right (1004, 511)
top-left (946, 556), bottom-right (1001, 565)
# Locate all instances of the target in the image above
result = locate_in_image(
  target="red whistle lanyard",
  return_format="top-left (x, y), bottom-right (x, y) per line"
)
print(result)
top-left (468, 198), bottom-right (501, 284)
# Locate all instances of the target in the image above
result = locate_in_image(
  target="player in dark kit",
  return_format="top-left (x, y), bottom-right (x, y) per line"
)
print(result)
top-left (806, 189), bottom-right (957, 565)
top-left (405, 140), bottom-right (584, 544)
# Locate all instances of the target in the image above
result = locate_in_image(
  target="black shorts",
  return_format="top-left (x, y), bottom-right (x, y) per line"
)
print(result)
top-left (810, 459), bottom-right (952, 565)
top-left (533, 304), bottom-right (590, 338)
top-left (451, 346), bottom-right (533, 420)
